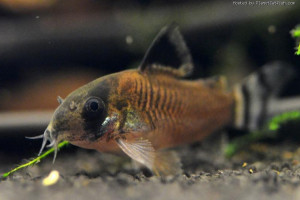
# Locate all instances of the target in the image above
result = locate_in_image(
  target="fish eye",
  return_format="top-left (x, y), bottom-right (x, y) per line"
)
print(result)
top-left (85, 98), bottom-right (104, 113)
top-left (90, 101), bottom-right (99, 111)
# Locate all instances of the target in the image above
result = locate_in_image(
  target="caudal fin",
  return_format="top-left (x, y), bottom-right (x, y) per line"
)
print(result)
top-left (233, 62), bottom-right (295, 131)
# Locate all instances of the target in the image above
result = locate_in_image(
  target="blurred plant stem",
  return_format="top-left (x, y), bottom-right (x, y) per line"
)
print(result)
top-left (1, 141), bottom-right (69, 180)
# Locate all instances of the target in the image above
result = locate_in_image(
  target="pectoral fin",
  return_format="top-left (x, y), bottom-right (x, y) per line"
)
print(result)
top-left (116, 137), bottom-right (182, 176)
top-left (116, 138), bottom-right (155, 170)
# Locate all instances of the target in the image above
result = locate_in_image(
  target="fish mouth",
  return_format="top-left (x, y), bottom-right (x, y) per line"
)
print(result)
top-left (26, 128), bottom-right (59, 163)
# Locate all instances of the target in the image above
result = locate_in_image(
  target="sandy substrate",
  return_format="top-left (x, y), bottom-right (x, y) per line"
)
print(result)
top-left (1, 136), bottom-right (300, 200)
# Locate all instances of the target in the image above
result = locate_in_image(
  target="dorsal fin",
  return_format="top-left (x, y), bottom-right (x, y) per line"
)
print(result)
top-left (139, 24), bottom-right (194, 77)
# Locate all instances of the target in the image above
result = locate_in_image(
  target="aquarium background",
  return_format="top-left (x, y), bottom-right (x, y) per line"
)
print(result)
top-left (0, 0), bottom-right (299, 165)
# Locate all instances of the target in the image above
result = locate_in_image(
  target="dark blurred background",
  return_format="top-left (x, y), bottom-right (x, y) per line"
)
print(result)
top-left (0, 0), bottom-right (300, 164)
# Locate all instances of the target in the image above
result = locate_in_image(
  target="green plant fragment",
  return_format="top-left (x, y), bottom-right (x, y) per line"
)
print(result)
top-left (296, 43), bottom-right (300, 55)
top-left (1, 141), bottom-right (69, 179)
top-left (225, 111), bottom-right (300, 157)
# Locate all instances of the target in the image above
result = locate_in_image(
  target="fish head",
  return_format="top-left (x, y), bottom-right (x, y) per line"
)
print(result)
top-left (50, 89), bottom-right (108, 144)
top-left (33, 74), bottom-right (119, 158)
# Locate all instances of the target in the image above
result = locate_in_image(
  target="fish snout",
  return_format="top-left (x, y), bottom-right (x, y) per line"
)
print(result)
top-left (39, 126), bottom-right (58, 154)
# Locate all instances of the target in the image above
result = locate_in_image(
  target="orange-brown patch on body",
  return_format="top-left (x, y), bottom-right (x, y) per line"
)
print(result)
top-left (91, 69), bottom-right (234, 152)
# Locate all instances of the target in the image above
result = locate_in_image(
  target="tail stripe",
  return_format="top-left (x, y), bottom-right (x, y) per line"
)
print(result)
top-left (241, 84), bottom-right (250, 128)
top-left (234, 62), bottom-right (294, 131)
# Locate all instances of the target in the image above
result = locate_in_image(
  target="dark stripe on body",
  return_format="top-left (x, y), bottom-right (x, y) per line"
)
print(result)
top-left (142, 79), bottom-right (148, 111)
top-left (138, 78), bottom-right (143, 108)
top-left (256, 71), bottom-right (269, 128)
top-left (241, 84), bottom-right (250, 129)
top-left (146, 111), bottom-right (156, 129)
top-left (163, 87), bottom-right (177, 127)
top-left (148, 80), bottom-right (154, 110)
top-left (173, 90), bottom-right (182, 116)
top-left (171, 90), bottom-right (178, 114)
top-left (158, 86), bottom-right (168, 120)
top-left (160, 87), bottom-right (167, 111)
top-left (155, 81), bottom-right (161, 109)
top-left (166, 89), bottom-right (173, 113)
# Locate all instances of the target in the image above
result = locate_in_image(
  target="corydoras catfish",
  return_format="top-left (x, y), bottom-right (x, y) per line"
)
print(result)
top-left (29, 25), bottom-right (295, 176)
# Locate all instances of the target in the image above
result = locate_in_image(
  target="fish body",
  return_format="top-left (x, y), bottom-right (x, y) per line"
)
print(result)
top-left (30, 25), bottom-right (295, 176)
top-left (71, 69), bottom-right (233, 152)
